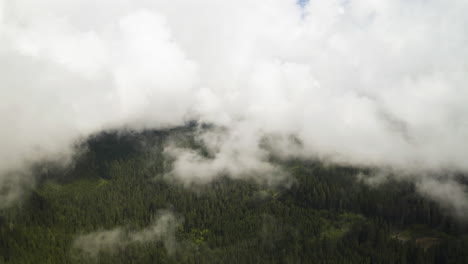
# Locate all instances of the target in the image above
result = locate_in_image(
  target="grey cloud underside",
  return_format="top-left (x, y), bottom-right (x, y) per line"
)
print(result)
top-left (0, 0), bottom-right (467, 211)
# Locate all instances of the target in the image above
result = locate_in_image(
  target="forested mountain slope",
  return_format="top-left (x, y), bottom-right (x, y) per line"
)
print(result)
top-left (0, 128), bottom-right (467, 264)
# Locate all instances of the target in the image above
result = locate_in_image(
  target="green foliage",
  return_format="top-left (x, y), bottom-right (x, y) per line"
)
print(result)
top-left (189, 228), bottom-right (209, 245)
top-left (0, 130), bottom-right (467, 263)
top-left (319, 212), bottom-right (364, 241)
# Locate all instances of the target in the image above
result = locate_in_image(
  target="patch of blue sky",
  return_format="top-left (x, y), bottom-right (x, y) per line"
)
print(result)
top-left (297, 0), bottom-right (309, 8)
top-left (298, 0), bottom-right (350, 8)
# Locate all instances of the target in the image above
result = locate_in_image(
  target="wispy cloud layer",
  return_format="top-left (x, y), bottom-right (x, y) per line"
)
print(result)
top-left (74, 210), bottom-right (181, 257)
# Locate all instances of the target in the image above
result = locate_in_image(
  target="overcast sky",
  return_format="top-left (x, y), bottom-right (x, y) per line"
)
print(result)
top-left (0, 0), bottom-right (467, 212)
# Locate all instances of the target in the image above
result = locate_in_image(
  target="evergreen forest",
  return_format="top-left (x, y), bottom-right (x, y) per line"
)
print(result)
top-left (1, 127), bottom-right (467, 264)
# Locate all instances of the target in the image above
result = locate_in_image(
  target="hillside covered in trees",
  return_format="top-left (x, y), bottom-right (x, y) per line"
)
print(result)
top-left (1, 127), bottom-right (467, 264)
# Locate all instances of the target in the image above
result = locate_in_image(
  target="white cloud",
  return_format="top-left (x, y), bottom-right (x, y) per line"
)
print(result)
top-left (0, 0), bottom-right (467, 211)
top-left (74, 210), bottom-right (181, 257)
